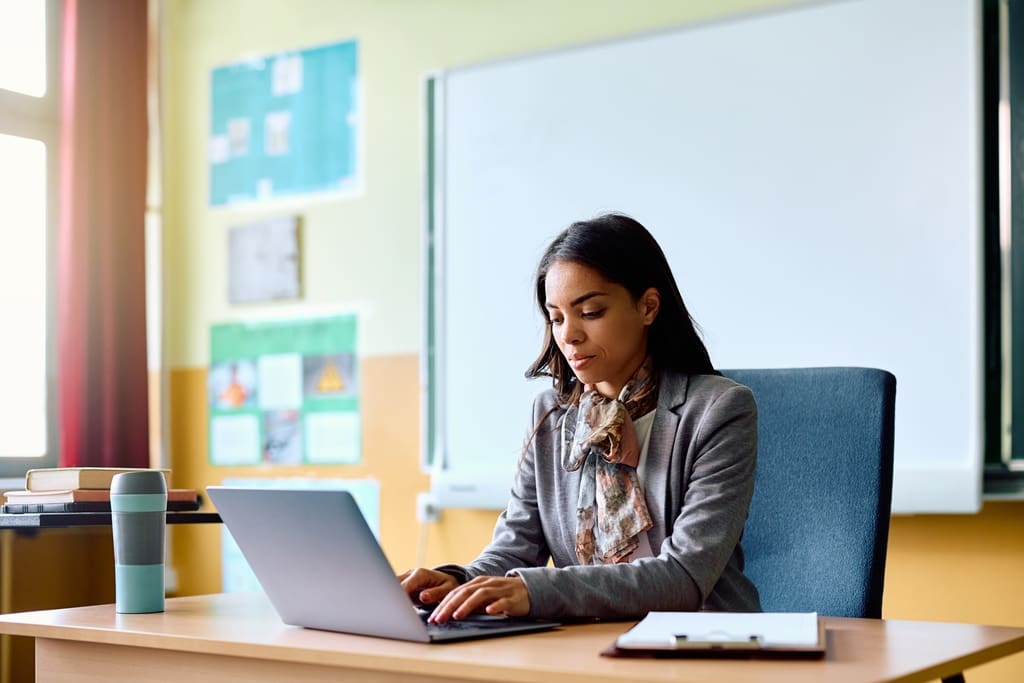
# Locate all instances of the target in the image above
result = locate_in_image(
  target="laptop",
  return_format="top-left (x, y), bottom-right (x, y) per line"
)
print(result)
top-left (206, 486), bottom-right (559, 642)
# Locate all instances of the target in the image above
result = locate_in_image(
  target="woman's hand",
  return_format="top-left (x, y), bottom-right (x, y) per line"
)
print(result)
top-left (426, 575), bottom-right (531, 624)
top-left (397, 568), bottom-right (460, 606)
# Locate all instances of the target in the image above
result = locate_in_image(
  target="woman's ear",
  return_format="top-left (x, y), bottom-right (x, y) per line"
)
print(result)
top-left (640, 288), bottom-right (660, 325)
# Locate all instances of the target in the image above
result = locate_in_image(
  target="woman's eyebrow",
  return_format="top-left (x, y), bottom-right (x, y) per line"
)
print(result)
top-left (545, 291), bottom-right (607, 310)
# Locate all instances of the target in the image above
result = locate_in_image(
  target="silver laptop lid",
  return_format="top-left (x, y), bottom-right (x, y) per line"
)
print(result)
top-left (207, 487), bottom-right (431, 642)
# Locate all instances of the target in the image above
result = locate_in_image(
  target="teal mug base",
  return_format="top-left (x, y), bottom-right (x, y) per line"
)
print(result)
top-left (115, 564), bottom-right (165, 614)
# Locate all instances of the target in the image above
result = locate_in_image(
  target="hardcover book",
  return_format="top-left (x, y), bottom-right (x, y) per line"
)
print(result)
top-left (24, 467), bottom-right (171, 492)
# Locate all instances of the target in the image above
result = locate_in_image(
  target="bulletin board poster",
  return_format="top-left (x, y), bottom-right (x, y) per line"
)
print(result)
top-left (208, 315), bottom-right (360, 466)
top-left (209, 40), bottom-right (359, 206)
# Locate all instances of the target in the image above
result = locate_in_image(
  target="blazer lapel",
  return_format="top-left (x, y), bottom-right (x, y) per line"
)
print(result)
top-left (644, 370), bottom-right (689, 546)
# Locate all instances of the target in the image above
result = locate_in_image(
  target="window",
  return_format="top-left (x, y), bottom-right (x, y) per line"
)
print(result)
top-left (0, 0), bottom-right (60, 478)
top-left (0, 134), bottom-right (47, 457)
top-left (0, 0), bottom-right (46, 97)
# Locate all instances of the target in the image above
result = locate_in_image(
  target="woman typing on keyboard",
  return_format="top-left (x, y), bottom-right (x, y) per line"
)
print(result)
top-left (399, 213), bottom-right (761, 623)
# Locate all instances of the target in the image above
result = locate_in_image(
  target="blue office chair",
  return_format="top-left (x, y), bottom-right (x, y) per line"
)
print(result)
top-left (721, 367), bottom-right (896, 618)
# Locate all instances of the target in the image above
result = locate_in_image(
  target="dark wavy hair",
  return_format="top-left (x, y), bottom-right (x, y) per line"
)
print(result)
top-left (525, 213), bottom-right (716, 404)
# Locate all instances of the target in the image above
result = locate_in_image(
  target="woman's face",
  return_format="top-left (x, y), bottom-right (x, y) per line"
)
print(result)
top-left (544, 260), bottom-right (659, 398)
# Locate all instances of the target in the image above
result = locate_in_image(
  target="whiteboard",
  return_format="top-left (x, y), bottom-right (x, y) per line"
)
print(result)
top-left (426, 0), bottom-right (983, 513)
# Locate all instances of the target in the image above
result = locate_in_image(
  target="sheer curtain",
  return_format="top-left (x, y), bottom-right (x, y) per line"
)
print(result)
top-left (58, 0), bottom-right (149, 468)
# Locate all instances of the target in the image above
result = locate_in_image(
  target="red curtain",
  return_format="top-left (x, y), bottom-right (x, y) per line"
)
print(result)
top-left (57, 0), bottom-right (150, 468)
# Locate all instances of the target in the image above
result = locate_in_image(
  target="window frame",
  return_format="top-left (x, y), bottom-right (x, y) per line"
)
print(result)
top-left (0, 0), bottom-right (62, 479)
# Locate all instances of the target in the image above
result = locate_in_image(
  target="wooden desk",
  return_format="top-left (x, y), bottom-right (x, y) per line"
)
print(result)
top-left (0, 512), bottom-right (221, 683)
top-left (0, 593), bottom-right (1022, 683)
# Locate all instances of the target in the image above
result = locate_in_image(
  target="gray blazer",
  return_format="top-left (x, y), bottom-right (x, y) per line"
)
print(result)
top-left (438, 370), bottom-right (762, 620)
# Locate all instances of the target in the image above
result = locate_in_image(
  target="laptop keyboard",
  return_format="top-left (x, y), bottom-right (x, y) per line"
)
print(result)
top-left (419, 611), bottom-right (522, 632)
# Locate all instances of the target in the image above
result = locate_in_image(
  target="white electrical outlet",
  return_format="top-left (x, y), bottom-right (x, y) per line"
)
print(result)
top-left (416, 491), bottom-right (440, 523)
top-left (164, 565), bottom-right (179, 594)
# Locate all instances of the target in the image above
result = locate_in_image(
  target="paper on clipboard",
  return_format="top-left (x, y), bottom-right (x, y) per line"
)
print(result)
top-left (615, 612), bottom-right (822, 652)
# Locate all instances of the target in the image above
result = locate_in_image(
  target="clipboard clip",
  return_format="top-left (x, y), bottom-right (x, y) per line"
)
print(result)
top-left (673, 630), bottom-right (764, 650)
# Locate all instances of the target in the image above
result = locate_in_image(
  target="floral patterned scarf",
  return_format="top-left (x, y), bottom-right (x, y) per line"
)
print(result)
top-left (560, 358), bottom-right (657, 564)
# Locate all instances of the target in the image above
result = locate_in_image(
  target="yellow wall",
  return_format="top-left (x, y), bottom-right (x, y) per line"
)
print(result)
top-left (160, 2), bottom-right (1024, 682)
top-left (161, 0), bottom-right (788, 366)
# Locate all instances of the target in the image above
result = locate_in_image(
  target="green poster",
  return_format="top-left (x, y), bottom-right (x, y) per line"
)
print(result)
top-left (207, 315), bottom-right (359, 465)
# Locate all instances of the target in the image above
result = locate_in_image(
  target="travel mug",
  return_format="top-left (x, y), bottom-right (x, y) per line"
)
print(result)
top-left (111, 470), bottom-right (167, 613)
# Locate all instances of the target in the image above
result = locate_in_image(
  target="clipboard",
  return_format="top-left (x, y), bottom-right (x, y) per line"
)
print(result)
top-left (602, 611), bottom-right (826, 659)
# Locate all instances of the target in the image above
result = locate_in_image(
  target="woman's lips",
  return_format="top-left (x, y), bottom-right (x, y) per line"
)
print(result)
top-left (569, 355), bottom-right (594, 370)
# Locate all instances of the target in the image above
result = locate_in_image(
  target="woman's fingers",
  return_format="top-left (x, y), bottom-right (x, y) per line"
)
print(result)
top-left (484, 594), bottom-right (526, 616)
top-left (427, 576), bottom-right (530, 623)
top-left (482, 579), bottom-right (530, 617)
top-left (425, 583), bottom-right (467, 623)
top-left (397, 568), bottom-right (458, 604)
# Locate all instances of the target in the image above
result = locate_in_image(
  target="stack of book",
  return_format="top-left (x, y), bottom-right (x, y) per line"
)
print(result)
top-left (2, 467), bottom-right (200, 514)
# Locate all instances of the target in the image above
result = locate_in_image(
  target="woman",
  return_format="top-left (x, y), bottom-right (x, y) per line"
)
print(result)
top-left (400, 213), bottom-right (761, 622)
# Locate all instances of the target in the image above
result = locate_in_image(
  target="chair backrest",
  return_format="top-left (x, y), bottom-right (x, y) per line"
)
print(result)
top-left (720, 367), bottom-right (896, 618)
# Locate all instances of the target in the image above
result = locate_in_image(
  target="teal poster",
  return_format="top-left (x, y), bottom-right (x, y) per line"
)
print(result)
top-left (208, 315), bottom-right (360, 465)
top-left (209, 40), bottom-right (359, 206)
